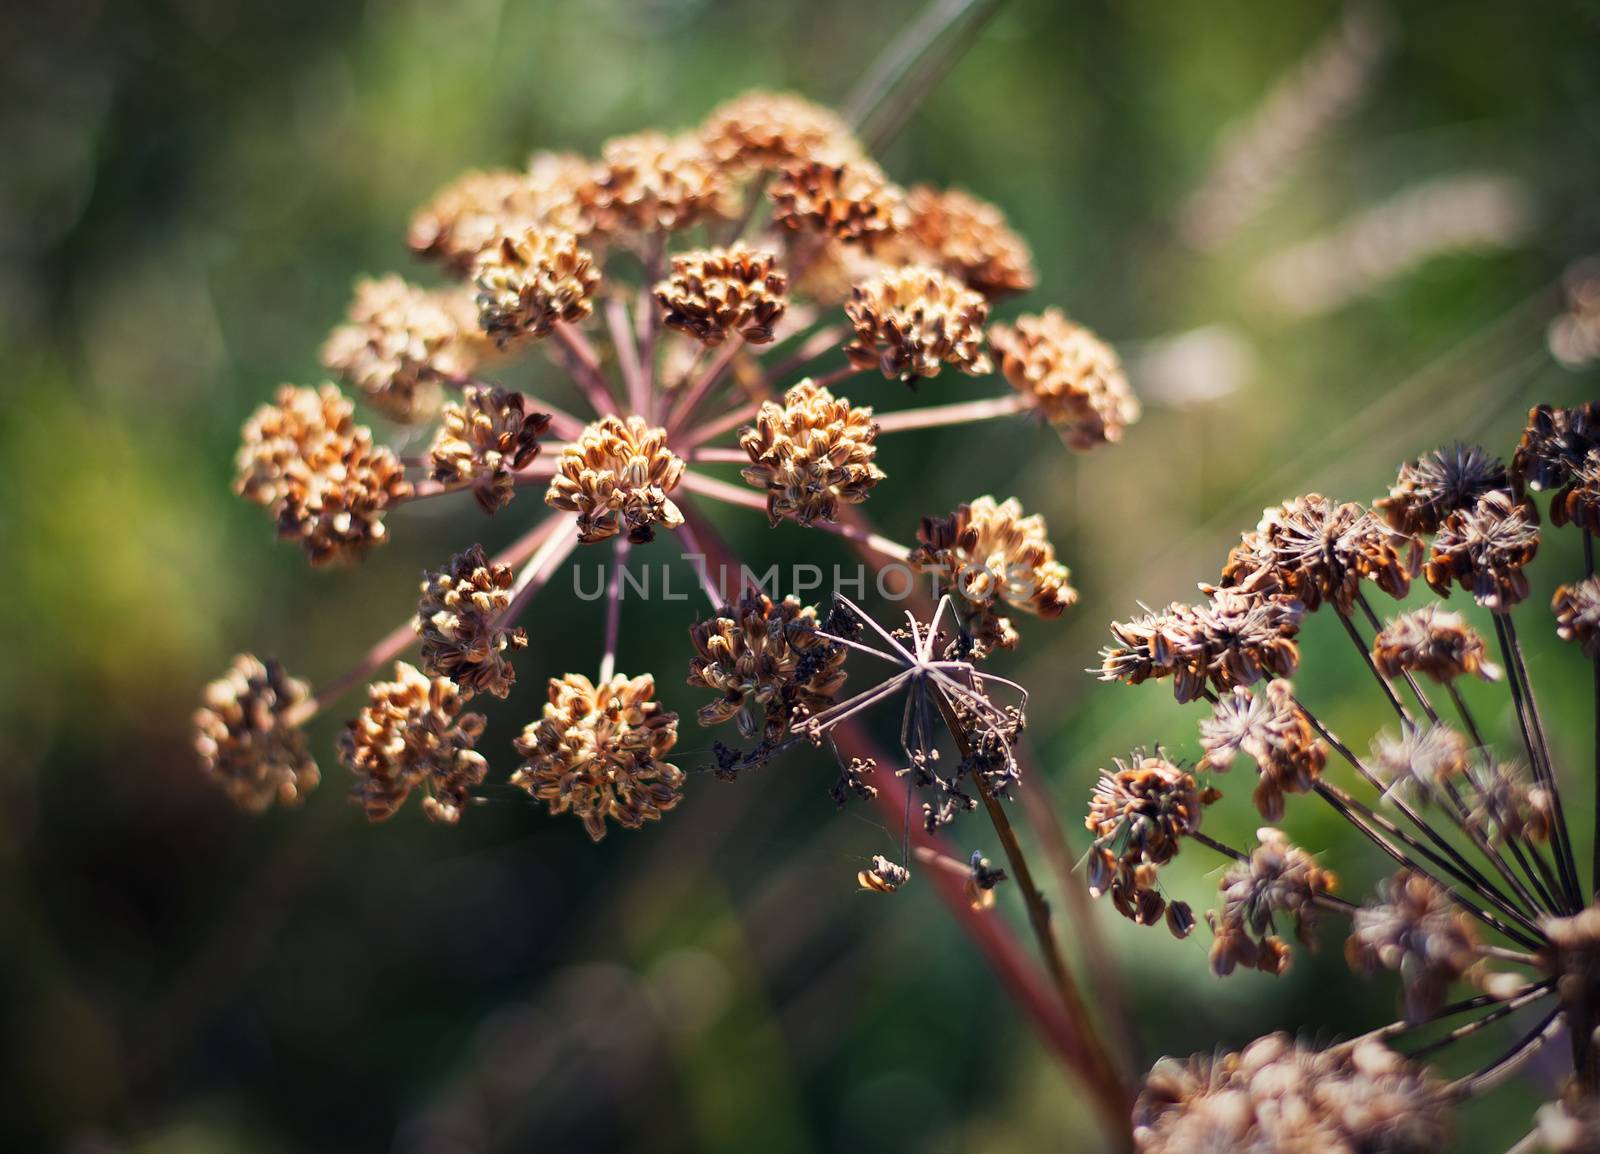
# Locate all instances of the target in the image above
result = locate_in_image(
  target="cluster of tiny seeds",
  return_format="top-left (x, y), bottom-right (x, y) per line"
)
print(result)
top-left (193, 654), bottom-right (319, 813)
top-left (416, 545), bottom-right (528, 700)
top-left (473, 227), bottom-right (601, 345)
top-left (545, 415), bottom-right (686, 544)
top-left (989, 309), bottom-right (1139, 449)
top-left (427, 386), bottom-right (551, 515)
top-left (654, 245), bottom-right (788, 346)
top-left (738, 379), bottom-right (884, 527)
top-left (844, 264), bottom-right (992, 382)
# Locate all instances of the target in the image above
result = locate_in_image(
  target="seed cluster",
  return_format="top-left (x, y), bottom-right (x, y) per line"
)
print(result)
top-left (738, 380), bottom-right (883, 527)
top-left (428, 386), bottom-right (551, 514)
top-left (989, 309), bottom-right (1139, 449)
top-left (654, 245), bottom-right (789, 346)
top-left (546, 415), bottom-right (686, 544)
top-left (844, 265), bottom-right (992, 382)
top-left (193, 654), bottom-right (320, 813)
top-left (416, 545), bottom-right (528, 700)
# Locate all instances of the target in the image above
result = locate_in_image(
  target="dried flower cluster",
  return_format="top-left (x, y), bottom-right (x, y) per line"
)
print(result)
top-left (1135, 1035), bottom-right (1448, 1154)
top-left (321, 275), bottom-right (482, 423)
top-left (1102, 403), bottom-right (1600, 1151)
top-left (687, 591), bottom-right (847, 741)
top-left (738, 380), bottom-right (883, 526)
top-left (339, 662), bottom-right (488, 825)
top-left (844, 265), bottom-right (992, 382)
top-left (654, 245), bottom-right (788, 346)
top-left (511, 673), bottom-right (682, 842)
top-left (474, 228), bottom-right (600, 344)
top-left (416, 545), bottom-right (528, 700)
top-left (428, 386), bottom-right (551, 514)
top-left (193, 654), bottom-right (319, 813)
top-left (546, 415), bottom-right (686, 544)
top-left (989, 310), bottom-right (1139, 449)
top-left (235, 384), bottom-right (412, 565)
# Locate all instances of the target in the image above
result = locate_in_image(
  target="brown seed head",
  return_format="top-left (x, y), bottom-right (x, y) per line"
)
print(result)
top-left (1425, 489), bottom-right (1540, 612)
top-left (428, 386), bottom-right (551, 515)
top-left (1371, 604), bottom-right (1501, 683)
top-left (1098, 603), bottom-right (1209, 701)
top-left (234, 384), bottom-right (412, 565)
top-left (1555, 576), bottom-right (1600, 659)
top-left (408, 157), bottom-right (593, 273)
top-left (473, 227), bottom-right (600, 345)
top-left (1513, 402), bottom-right (1600, 494)
top-left (1209, 828), bottom-right (1337, 977)
top-left (320, 276), bottom-right (482, 423)
top-left (1190, 587), bottom-right (1305, 695)
top-left (1372, 724), bottom-right (1472, 803)
top-left (338, 661), bottom-right (488, 825)
top-left (769, 158), bottom-right (907, 249)
top-left (1464, 760), bottom-right (1552, 846)
top-left (901, 185), bottom-right (1037, 299)
top-left (1224, 494), bottom-right (1418, 613)
top-left (578, 131), bottom-right (731, 235)
top-left (699, 90), bottom-right (859, 174)
top-left (1086, 750), bottom-right (1217, 934)
top-left (1199, 681), bottom-right (1326, 821)
top-left (687, 590), bottom-right (848, 742)
top-left (511, 673), bottom-right (682, 842)
top-left (1347, 869), bottom-right (1481, 1021)
top-left (844, 265), bottom-right (991, 382)
top-left (654, 245), bottom-right (789, 346)
top-left (546, 415), bottom-right (686, 544)
top-left (910, 496), bottom-right (1075, 639)
top-left (1552, 448), bottom-right (1600, 534)
top-left (416, 545), bottom-right (528, 700)
top-left (1134, 1034), bottom-right (1450, 1154)
top-left (194, 654), bottom-right (320, 813)
top-left (858, 855), bottom-right (911, 893)
top-left (1376, 443), bottom-right (1513, 536)
top-left (989, 310), bottom-right (1139, 449)
top-left (738, 379), bottom-right (883, 527)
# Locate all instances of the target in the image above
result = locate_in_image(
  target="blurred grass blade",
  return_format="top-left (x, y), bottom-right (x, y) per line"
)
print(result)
top-left (846, 0), bottom-right (1006, 150)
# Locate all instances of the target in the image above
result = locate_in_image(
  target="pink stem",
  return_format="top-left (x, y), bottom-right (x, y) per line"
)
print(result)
top-left (666, 336), bottom-right (746, 437)
top-left (501, 519), bottom-right (582, 625)
top-left (605, 297), bottom-right (647, 418)
top-left (681, 401), bottom-right (762, 450)
top-left (598, 538), bottom-right (629, 683)
top-left (680, 468), bottom-right (768, 512)
top-left (688, 446), bottom-right (750, 464)
top-left (550, 322), bottom-right (619, 418)
top-left (872, 392), bottom-right (1030, 433)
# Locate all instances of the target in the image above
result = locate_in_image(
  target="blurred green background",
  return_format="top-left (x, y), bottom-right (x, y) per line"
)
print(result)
top-left (3, 0), bottom-right (1599, 1150)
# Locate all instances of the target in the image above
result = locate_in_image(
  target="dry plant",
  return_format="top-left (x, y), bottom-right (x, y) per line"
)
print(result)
top-left (195, 77), bottom-right (1141, 1141)
top-left (1093, 404), bottom-right (1600, 1152)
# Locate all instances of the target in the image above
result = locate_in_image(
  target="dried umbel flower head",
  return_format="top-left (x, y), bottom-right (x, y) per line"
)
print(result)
top-left (1199, 680), bottom-right (1326, 821)
top-left (339, 662), bottom-right (488, 825)
top-left (417, 545), bottom-right (528, 699)
top-left (1375, 443), bottom-right (1512, 536)
top-left (1513, 402), bottom-right (1600, 494)
top-left (769, 158), bottom-right (907, 248)
top-left (1346, 869), bottom-right (1481, 1021)
top-left (1424, 489), bottom-right (1540, 612)
top-left (1086, 750), bottom-right (1217, 933)
top-left (408, 168), bottom-right (546, 273)
top-left (1223, 494), bottom-right (1417, 613)
top-left (1372, 724), bottom-right (1472, 802)
top-left (1371, 604), bottom-right (1501, 683)
top-left (1551, 448), bottom-right (1600, 534)
top-left (1134, 1034), bottom-right (1450, 1154)
top-left (910, 496), bottom-right (1076, 635)
top-left (1209, 828), bottom-right (1337, 977)
top-left (1099, 589), bottom-right (1301, 704)
top-left (578, 131), bottom-right (731, 235)
top-left (193, 654), bottom-right (320, 813)
top-left (844, 265), bottom-right (992, 382)
top-left (1463, 759), bottom-right (1552, 845)
top-left (510, 673), bottom-right (682, 842)
top-left (654, 245), bottom-right (788, 346)
top-left (1554, 577), bottom-right (1600, 659)
top-left (687, 590), bottom-right (847, 742)
top-left (474, 227), bottom-right (600, 345)
top-left (234, 384), bottom-right (412, 566)
top-left (699, 90), bottom-right (859, 174)
top-left (858, 855), bottom-right (910, 893)
top-left (546, 415), bottom-right (686, 544)
top-left (902, 185), bottom-right (1036, 299)
top-left (989, 310), bottom-right (1139, 450)
top-left (321, 276), bottom-right (481, 424)
top-left (427, 386), bottom-right (551, 515)
top-left (738, 379), bottom-right (884, 526)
